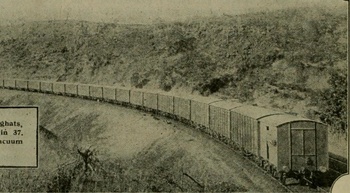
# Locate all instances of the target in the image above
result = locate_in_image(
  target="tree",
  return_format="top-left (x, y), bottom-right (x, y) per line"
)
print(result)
top-left (317, 69), bottom-right (347, 133)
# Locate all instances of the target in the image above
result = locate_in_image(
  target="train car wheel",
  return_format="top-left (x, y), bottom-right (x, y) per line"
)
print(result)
top-left (264, 162), bottom-right (270, 171)
top-left (272, 168), bottom-right (278, 178)
top-left (280, 171), bottom-right (287, 185)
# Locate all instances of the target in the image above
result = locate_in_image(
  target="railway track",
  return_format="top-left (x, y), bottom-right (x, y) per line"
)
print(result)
top-left (329, 153), bottom-right (348, 175)
top-left (192, 127), bottom-right (331, 193)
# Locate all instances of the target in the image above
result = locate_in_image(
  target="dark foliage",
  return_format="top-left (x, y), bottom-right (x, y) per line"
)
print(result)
top-left (315, 69), bottom-right (347, 133)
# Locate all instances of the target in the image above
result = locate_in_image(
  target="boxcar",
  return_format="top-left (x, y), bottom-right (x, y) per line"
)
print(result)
top-left (15, 79), bottom-right (28, 90)
top-left (52, 82), bottom-right (66, 95)
top-left (102, 86), bottom-right (117, 102)
top-left (190, 96), bottom-right (222, 128)
top-left (231, 106), bottom-right (283, 156)
top-left (158, 92), bottom-right (174, 116)
top-left (4, 79), bottom-right (16, 89)
top-left (65, 83), bottom-right (78, 96)
top-left (130, 89), bottom-right (144, 108)
top-left (90, 85), bottom-right (103, 99)
top-left (77, 84), bottom-right (90, 98)
top-left (116, 87), bottom-right (130, 104)
top-left (143, 90), bottom-right (159, 111)
top-left (259, 114), bottom-right (328, 173)
top-left (28, 80), bottom-right (41, 92)
top-left (209, 101), bottom-right (242, 139)
top-left (174, 95), bottom-right (192, 121)
top-left (40, 81), bottom-right (53, 93)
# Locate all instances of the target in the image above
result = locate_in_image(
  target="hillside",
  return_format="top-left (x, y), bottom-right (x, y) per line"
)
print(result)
top-left (0, 7), bottom-right (347, 133)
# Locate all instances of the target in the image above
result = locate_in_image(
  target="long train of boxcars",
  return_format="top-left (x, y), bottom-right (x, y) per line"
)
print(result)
top-left (1, 79), bottom-right (331, 187)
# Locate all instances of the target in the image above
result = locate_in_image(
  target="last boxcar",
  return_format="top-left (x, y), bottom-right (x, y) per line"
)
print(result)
top-left (259, 114), bottom-right (328, 183)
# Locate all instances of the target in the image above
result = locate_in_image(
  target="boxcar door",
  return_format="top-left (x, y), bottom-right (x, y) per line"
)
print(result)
top-left (290, 122), bottom-right (317, 171)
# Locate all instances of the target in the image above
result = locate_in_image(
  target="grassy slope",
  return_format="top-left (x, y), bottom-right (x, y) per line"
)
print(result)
top-left (0, 7), bottom-right (347, 127)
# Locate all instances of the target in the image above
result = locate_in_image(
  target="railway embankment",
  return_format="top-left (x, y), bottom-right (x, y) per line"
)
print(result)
top-left (0, 90), bottom-right (293, 192)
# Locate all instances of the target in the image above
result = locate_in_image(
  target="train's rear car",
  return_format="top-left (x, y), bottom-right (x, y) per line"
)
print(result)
top-left (259, 114), bottom-right (328, 184)
top-left (260, 115), bottom-right (328, 172)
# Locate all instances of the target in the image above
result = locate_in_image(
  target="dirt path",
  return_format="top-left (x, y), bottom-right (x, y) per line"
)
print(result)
top-left (0, 90), bottom-right (289, 192)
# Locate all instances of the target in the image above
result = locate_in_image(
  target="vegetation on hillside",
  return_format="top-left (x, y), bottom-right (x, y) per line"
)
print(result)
top-left (0, 7), bottom-right (347, 133)
top-left (313, 69), bottom-right (347, 133)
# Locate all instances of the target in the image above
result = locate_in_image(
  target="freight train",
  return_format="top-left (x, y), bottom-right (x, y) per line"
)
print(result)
top-left (1, 79), bottom-right (330, 187)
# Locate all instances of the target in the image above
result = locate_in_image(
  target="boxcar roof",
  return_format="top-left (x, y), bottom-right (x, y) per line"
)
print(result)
top-left (75, 83), bottom-right (102, 87)
top-left (231, 105), bottom-right (284, 119)
top-left (210, 100), bottom-right (243, 110)
top-left (191, 95), bottom-right (223, 104)
top-left (167, 91), bottom-right (194, 100)
top-left (13, 78), bottom-right (29, 81)
top-left (54, 81), bottom-right (70, 85)
top-left (259, 114), bottom-right (321, 127)
top-left (141, 89), bottom-right (161, 94)
top-left (102, 85), bottom-right (118, 89)
top-left (158, 91), bottom-right (174, 96)
top-left (86, 83), bottom-right (104, 87)
top-left (64, 82), bottom-right (79, 85)
top-left (116, 86), bottom-right (131, 90)
top-left (173, 94), bottom-right (193, 100)
top-left (130, 88), bottom-right (145, 93)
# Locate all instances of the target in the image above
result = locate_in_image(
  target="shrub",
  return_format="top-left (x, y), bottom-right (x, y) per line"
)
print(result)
top-left (316, 69), bottom-right (347, 133)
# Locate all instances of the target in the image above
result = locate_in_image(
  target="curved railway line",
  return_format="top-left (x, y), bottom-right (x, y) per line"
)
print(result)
top-left (1, 79), bottom-right (347, 192)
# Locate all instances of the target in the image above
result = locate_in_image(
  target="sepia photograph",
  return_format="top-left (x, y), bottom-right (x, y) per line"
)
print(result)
top-left (0, 0), bottom-right (348, 192)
